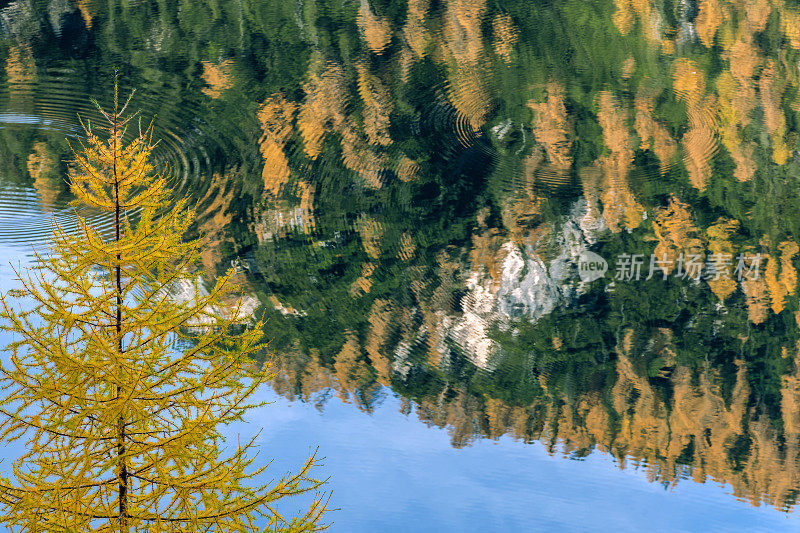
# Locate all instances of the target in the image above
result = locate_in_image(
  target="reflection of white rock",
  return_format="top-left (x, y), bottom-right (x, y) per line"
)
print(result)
top-left (0, 1), bottom-right (35, 38)
top-left (169, 277), bottom-right (209, 305)
top-left (496, 242), bottom-right (560, 319)
top-left (490, 119), bottom-right (514, 141)
top-left (230, 293), bottom-right (260, 319)
top-left (575, 197), bottom-right (606, 244)
top-left (255, 207), bottom-right (310, 241)
top-left (169, 277), bottom-right (260, 326)
top-left (47, 0), bottom-right (73, 36)
top-left (449, 270), bottom-right (499, 368)
top-left (677, 0), bottom-right (697, 45)
top-left (447, 200), bottom-right (601, 369)
top-left (392, 341), bottom-right (413, 378)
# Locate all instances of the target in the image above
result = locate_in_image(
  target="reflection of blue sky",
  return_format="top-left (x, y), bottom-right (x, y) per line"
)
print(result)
top-left (234, 388), bottom-right (800, 533)
top-left (0, 242), bottom-right (798, 532)
top-left (0, 247), bottom-right (33, 285)
top-left (0, 113), bottom-right (81, 134)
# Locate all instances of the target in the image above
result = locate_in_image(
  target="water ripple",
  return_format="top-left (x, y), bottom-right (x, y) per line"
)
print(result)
top-left (0, 65), bottom-right (236, 250)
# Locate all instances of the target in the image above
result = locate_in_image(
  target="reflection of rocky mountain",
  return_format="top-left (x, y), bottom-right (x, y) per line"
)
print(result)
top-left (443, 201), bottom-right (598, 367)
top-left (8, 0), bottom-right (800, 515)
top-left (234, 0), bottom-right (800, 337)
top-left (240, 0), bottom-right (800, 505)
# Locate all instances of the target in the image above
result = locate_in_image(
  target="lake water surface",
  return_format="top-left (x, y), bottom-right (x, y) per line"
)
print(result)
top-left (3, 0), bottom-right (800, 530)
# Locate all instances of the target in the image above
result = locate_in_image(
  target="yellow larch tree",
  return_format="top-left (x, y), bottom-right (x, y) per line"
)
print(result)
top-left (0, 82), bottom-right (327, 532)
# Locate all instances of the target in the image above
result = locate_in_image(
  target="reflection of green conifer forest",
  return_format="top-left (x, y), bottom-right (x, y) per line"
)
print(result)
top-left (7, 0), bottom-right (800, 512)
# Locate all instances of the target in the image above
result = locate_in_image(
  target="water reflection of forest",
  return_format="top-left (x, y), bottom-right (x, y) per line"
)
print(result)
top-left (7, 0), bottom-right (800, 514)
top-left (247, 0), bottom-right (800, 512)
top-left (270, 327), bottom-right (800, 512)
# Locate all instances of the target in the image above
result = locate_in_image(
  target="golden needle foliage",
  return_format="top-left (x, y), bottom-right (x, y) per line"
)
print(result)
top-left (0, 84), bottom-right (327, 532)
top-left (652, 196), bottom-right (703, 275)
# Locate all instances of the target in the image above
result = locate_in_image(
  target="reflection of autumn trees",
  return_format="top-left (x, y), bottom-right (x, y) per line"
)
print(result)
top-left (358, 0), bottom-right (393, 54)
top-left (648, 196), bottom-right (800, 315)
top-left (597, 91), bottom-right (645, 232)
top-left (5, 45), bottom-right (36, 87)
top-left (166, 0), bottom-right (800, 449)
top-left (269, 339), bottom-right (383, 413)
top-left (403, 0), bottom-right (430, 58)
top-left (253, 46), bottom-right (423, 228)
top-left (58, 0), bottom-right (800, 513)
top-left (243, 0), bottom-right (800, 315)
top-left (634, 88), bottom-right (676, 174)
top-left (266, 321), bottom-right (800, 510)
top-left (26, 141), bottom-right (63, 207)
top-left (613, 0), bottom-right (661, 44)
top-left (76, 0), bottom-right (94, 28)
top-left (4, 44), bottom-right (36, 113)
top-left (356, 62), bottom-right (394, 147)
top-left (442, 0), bottom-right (491, 131)
top-left (258, 93), bottom-right (297, 195)
top-left (696, 0), bottom-right (726, 47)
top-left (652, 196), bottom-right (704, 276)
top-left (142, 0), bottom-right (800, 515)
top-left (764, 238), bottom-right (799, 314)
top-left (201, 59), bottom-right (234, 99)
top-left (529, 83), bottom-right (573, 173)
top-left (673, 60), bottom-right (718, 191)
top-left (705, 218), bottom-right (740, 300)
top-left (617, 0), bottom-right (800, 191)
top-left (492, 14), bottom-right (518, 63)
top-left (252, 0), bottom-right (524, 224)
top-left (759, 61), bottom-right (791, 165)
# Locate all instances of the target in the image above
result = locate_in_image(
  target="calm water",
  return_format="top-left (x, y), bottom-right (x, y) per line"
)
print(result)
top-left (3, 0), bottom-right (800, 530)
